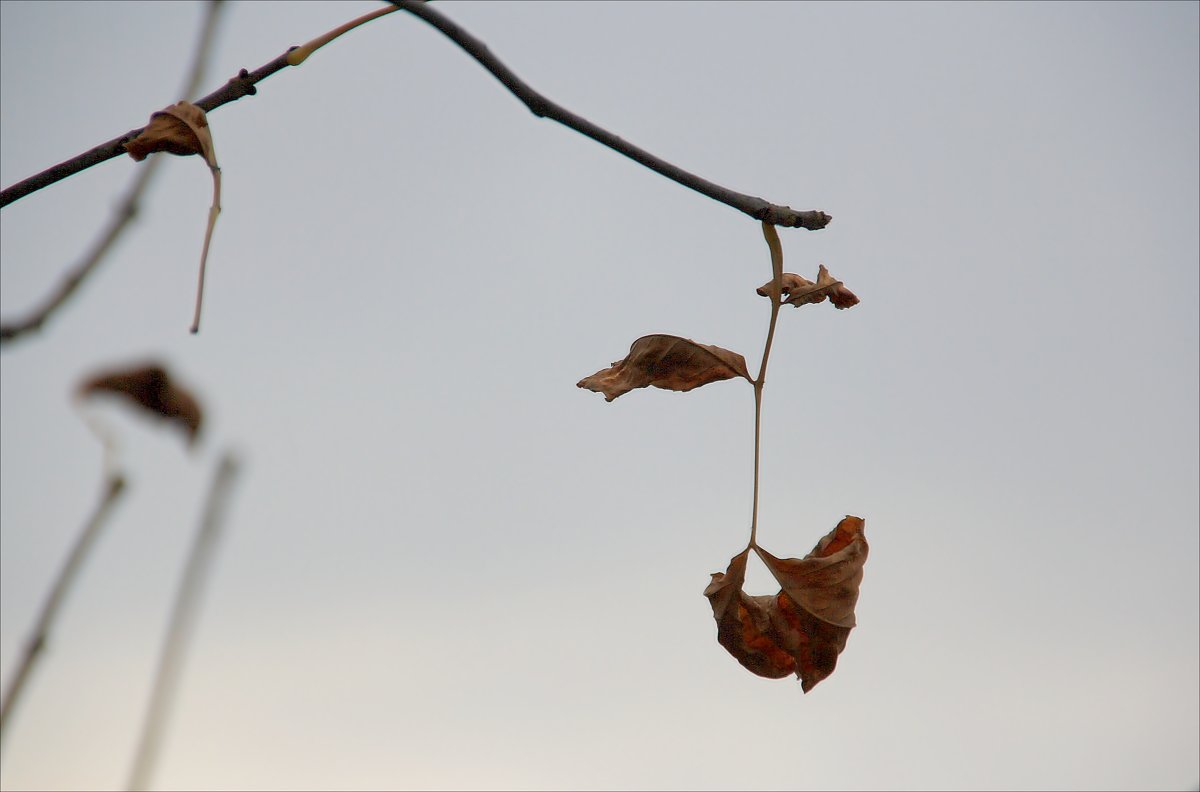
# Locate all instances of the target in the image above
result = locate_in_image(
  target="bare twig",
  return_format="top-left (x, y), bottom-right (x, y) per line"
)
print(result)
top-left (126, 452), bottom-right (240, 792)
top-left (0, 0), bottom-right (227, 343)
top-left (388, 1), bottom-right (831, 230)
top-left (0, 473), bottom-right (128, 756)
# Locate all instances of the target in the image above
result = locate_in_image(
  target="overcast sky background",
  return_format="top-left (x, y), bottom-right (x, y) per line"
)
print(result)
top-left (1, 2), bottom-right (1197, 790)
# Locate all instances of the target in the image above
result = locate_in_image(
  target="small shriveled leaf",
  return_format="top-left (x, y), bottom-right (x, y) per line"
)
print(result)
top-left (755, 273), bottom-right (815, 302)
top-left (756, 265), bottom-right (859, 310)
top-left (125, 101), bottom-right (216, 166)
top-left (704, 516), bottom-right (868, 692)
top-left (124, 101), bottom-right (222, 334)
top-left (79, 363), bottom-right (203, 443)
top-left (577, 334), bottom-right (751, 402)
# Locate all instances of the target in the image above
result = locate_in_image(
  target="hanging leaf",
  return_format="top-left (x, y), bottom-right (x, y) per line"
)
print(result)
top-left (703, 548), bottom-right (798, 679)
top-left (756, 265), bottom-right (859, 310)
top-left (79, 363), bottom-right (203, 444)
top-left (124, 101), bottom-right (217, 166)
top-left (704, 516), bottom-right (868, 692)
top-left (124, 101), bottom-right (222, 334)
top-left (576, 334), bottom-right (751, 402)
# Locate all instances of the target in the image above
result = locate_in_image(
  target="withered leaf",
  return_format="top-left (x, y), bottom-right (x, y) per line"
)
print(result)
top-left (704, 516), bottom-right (868, 692)
top-left (79, 363), bottom-right (203, 444)
top-left (756, 265), bottom-right (859, 310)
top-left (704, 549), bottom-right (797, 680)
top-left (123, 101), bottom-right (222, 334)
top-left (125, 102), bottom-right (217, 166)
top-left (577, 334), bottom-right (751, 402)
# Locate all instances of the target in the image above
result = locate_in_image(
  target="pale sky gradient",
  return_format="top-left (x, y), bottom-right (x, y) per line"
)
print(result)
top-left (1, 2), bottom-right (1198, 790)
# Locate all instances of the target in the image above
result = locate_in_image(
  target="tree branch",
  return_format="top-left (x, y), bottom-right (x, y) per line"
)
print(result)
top-left (0, 472), bottom-right (127, 756)
top-left (3, 4), bottom-right (830, 231)
top-left (0, 56), bottom-right (287, 210)
top-left (126, 452), bottom-right (240, 792)
top-left (388, 1), bottom-right (831, 230)
top-left (0, 0), bottom-right (228, 343)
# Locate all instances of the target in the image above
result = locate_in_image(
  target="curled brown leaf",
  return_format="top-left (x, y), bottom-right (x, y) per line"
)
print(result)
top-left (125, 101), bottom-right (217, 166)
top-left (756, 265), bottom-right (859, 310)
top-left (79, 363), bottom-right (203, 444)
top-left (576, 334), bottom-right (751, 402)
top-left (704, 516), bottom-right (868, 691)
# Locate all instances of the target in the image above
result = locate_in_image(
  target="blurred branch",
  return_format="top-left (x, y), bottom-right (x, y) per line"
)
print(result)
top-left (388, 1), bottom-right (831, 230)
top-left (127, 452), bottom-right (240, 792)
top-left (0, 0), bottom-right (226, 344)
top-left (0, 472), bottom-right (128, 756)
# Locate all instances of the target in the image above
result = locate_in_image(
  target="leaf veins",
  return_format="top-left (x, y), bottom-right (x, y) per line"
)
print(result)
top-left (576, 334), bottom-right (751, 402)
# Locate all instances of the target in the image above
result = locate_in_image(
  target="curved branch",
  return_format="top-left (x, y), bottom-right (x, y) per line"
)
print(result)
top-left (388, 1), bottom-right (830, 230)
top-left (4, 4), bottom-right (830, 231)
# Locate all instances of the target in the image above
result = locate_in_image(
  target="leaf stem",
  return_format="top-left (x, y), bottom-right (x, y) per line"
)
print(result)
top-left (749, 222), bottom-right (785, 548)
top-left (286, 5), bottom-right (399, 66)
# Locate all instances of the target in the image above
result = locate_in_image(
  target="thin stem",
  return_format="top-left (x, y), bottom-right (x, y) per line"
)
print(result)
top-left (749, 222), bottom-right (786, 548)
top-left (188, 166), bottom-right (222, 334)
top-left (287, 5), bottom-right (399, 66)
top-left (389, 1), bottom-right (831, 230)
top-left (126, 452), bottom-right (240, 792)
top-left (0, 472), bottom-right (128, 756)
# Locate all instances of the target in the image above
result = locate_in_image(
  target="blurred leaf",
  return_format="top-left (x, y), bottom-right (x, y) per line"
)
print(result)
top-left (79, 363), bottom-right (203, 443)
top-left (577, 334), bottom-right (751, 402)
top-left (704, 516), bottom-right (868, 692)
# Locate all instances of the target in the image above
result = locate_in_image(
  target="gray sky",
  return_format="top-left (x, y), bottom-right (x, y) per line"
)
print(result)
top-left (2, 2), bottom-right (1197, 790)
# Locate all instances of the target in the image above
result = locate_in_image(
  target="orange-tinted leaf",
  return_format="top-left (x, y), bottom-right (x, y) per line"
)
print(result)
top-left (125, 101), bottom-right (217, 166)
top-left (703, 549), bottom-right (796, 679)
top-left (577, 334), bottom-right (751, 402)
top-left (704, 516), bottom-right (868, 692)
top-left (80, 363), bottom-right (203, 443)
top-left (755, 515), bottom-right (868, 629)
top-left (756, 265), bottom-right (859, 310)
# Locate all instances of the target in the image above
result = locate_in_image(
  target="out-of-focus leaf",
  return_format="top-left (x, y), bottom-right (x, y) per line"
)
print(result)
top-left (79, 363), bottom-right (203, 443)
top-left (756, 265), bottom-right (859, 309)
top-left (704, 516), bottom-right (868, 692)
top-left (577, 334), bottom-right (751, 402)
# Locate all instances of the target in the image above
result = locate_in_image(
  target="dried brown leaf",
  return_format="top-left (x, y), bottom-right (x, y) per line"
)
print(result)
top-left (704, 516), bottom-right (868, 691)
top-left (123, 102), bottom-right (222, 333)
top-left (79, 363), bottom-right (203, 443)
top-left (756, 265), bottom-right (859, 310)
top-left (704, 549), bottom-right (797, 679)
top-left (576, 334), bottom-right (751, 402)
top-left (754, 273), bottom-right (816, 301)
top-left (125, 101), bottom-right (216, 166)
